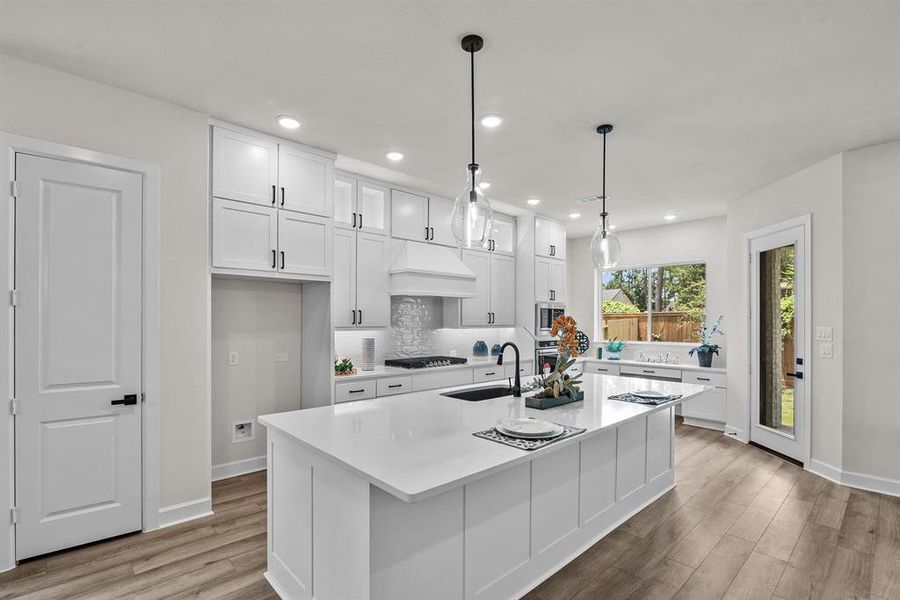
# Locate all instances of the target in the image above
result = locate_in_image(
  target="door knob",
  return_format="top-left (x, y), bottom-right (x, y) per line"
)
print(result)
top-left (111, 394), bottom-right (138, 406)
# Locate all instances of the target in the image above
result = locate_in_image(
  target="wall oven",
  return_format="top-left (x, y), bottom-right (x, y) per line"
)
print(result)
top-left (535, 302), bottom-right (566, 336)
top-left (535, 340), bottom-right (560, 375)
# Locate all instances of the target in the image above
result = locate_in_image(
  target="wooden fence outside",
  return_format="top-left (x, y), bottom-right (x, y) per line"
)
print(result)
top-left (602, 312), bottom-right (700, 343)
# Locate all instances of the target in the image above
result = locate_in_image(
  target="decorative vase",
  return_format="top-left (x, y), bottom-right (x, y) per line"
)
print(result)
top-left (697, 351), bottom-right (713, 368)
top-left (472, 340), bottom-right (489, 361)
top-left (361, 338), bottom-right (375, 371)
top-left (490, 344), bottom-right (502, 357)
top-left (607, 351), bottom-right (621, 360)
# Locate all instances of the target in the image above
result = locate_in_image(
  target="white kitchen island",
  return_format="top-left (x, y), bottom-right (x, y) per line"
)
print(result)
top-left (258, 372), bottom-right (708, 600)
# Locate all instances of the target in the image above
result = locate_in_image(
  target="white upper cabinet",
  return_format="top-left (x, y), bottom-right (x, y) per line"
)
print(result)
top-left (332, 228), bottom-right (357, 327)
top-left (355, 233), bottom-right (391, 327)
top-left (484, 213), bottom-right (516, 255)
top-left (461, 250), bottom-right (492, 326)
top-left (212, 198), bottom-right (278, 271)
top-left (334, 175), bottom-right (357, 231)
top-left (358, 181), bottom-right (389, 236)
top-left (490, 254), bottom-right (516, 326)
top-left (535, 217), bottom-right (566, 259)
top-left (278, 142), bottom-right (333, 217)
top-left (212, 127), bottom-right (278, 206)
top-left (428, 196), bottom-right (456, 247)
top-left (550, 259), bottom-right (566, 304)
top-left (278, 212), bottom-right (332, 277)
top-left (535, 256), bottom-right (551, 302)
top-left (391, 189), bottom-right (429, 242)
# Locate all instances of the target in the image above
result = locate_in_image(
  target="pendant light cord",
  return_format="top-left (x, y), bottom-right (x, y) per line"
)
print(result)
top-left (469, 48), bottom-right (477, 193)
top-left (601, 130), bottom-right (608, 228)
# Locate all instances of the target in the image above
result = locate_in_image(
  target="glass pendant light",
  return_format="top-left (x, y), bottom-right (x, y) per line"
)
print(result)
top-left (451, 34), bottom-right (493, 248)
top-left (590, 124), bottom-right (622, 268)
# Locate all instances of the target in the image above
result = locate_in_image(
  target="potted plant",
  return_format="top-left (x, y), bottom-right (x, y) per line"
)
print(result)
top-left (334, 356), bottom-right (356, 376)
top-left (605, 337), bottom-right (625, 360)
top-left (689, 315), bottom-right (724, 368)
top-left (524, 316), bottom-right (585, 409)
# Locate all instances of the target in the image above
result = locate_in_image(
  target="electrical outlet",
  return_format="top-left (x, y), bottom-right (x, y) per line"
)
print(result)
top-left (819, 342), bottom-right (833, 359)
top-left (232, 420), bottom-right (255, 443)
top-left (228, 351), bottom-right (239, 366)
top-left (816, 326), bottom-right (833, 341)
top-left (275, 352), bottom-right (289, 363)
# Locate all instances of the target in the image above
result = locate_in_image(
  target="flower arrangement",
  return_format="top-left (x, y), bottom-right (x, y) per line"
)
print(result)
top-left (524, 316), bottom-right (584, 400)
top-left (334, 356), bottom-right (356, 376)
top-left (689, 315), bottom-right (724, 367)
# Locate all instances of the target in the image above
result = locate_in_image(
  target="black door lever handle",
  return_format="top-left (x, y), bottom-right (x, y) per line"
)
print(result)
top-left (112, 394), bottom-right (138, 406)
top-left (785, 372), bottom-right (804, 380)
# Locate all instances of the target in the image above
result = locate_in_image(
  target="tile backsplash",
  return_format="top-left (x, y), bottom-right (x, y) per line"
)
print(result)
top-left (335, 296), bottom-right (529, 366)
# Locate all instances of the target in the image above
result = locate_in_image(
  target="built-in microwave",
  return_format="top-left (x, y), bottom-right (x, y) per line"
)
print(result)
top-left (535, 302), bottom-right (566, 336)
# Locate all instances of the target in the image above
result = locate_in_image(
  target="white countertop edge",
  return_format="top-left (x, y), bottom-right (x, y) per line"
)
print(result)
top-left (259, 384), bottom-right (706, 503)
top-left (579, 357), bottom-right (726, 374)
top-left (333, 357), bottom-right (530, 381)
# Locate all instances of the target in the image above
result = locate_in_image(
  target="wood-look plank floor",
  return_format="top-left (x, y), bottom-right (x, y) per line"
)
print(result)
top-left (1, 423), bottom-right (898, 599)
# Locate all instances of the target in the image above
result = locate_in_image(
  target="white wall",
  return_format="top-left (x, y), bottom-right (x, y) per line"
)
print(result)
top-left (726, 155), bottom-right (845, 470)
top-left (841, 141), bottom-right (900, 485)
top-left (0, 55), bottom-right (210, 510)
top-left (211, 279), bottom-right (302, 469)
top-left (566, 216), bottom-right (728, 366)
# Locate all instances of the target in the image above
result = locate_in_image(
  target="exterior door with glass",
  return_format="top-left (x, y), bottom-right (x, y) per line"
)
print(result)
top-left (749, 222), bottom-right (807, 463)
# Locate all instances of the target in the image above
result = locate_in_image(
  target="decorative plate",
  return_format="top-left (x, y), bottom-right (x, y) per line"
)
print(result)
top-left (633, 390), bottom-right (669, 400)
top-left (496, 417), bottom-right (565, 439)
top-left (575, 330), bottom-right (591, 355)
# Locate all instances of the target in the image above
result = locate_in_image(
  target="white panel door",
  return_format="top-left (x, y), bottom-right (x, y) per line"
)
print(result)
top-left (391, 189), bottom-right (429, 242)
top-left (550, 259), bottom-right (566, 304)
top-left (332, 228), bottom-right (357, 328)
top-left (278, 143), bottom-right (333, 217)
top-left (333, 175), bottom-right (357, 231)
top-left (427, 196), bottom-right (456, 247)
top-left (534, 217), bottom-right (552, 258)
top-left (278, 212), bottom-right (332, 277)
top-left (212, 126), bottom-right (277, 206)
top-left (490, 254), bottom-right (516, 326)
top-left (212, 198), bottom-right (277, 272)
top-left (460, 250), bottom-right (491, 326)
top-left (358, 181), bottom-right (389, 236)
top-left (355, 233), bottom-right (391, 328)
top-left (549, 220), bottom-right (567, 259)
top-left (14, 155), bottom-right (143, 560)
top-left (534, 256), bottom-right (551, 302)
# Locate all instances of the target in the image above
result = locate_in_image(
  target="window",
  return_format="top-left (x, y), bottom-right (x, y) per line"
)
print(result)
top-left (599, 262), bottom-right (706, 343)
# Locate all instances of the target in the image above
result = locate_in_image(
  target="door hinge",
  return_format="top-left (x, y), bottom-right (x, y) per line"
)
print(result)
top-left (9, 398), bottom-right (16, 416)
top-left (10, 507), bottom-right (17, 524)
top-left (10, 180), bottom-right (18, 199)
top-left (9, 289), bottom-right (18, 307)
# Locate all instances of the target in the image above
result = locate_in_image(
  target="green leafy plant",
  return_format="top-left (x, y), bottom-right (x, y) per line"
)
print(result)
top-left (602, 300), bottom-right (640, 314)
top-left (606, 337), bottom-right (625, 353)
top-left (334, 356), bottom-right (354, 375)
top-left (689, 314), bottom-right (724, 356)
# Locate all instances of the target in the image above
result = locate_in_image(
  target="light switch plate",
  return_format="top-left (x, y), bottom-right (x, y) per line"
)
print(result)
top-left (275, 352), bottom-right (289, 363)
top-left (228, 351), bottom-right (239, 366)
top-left (819, 342), bottom-right (833, 358)
top-left (816, 326), bottom-right (833, 341)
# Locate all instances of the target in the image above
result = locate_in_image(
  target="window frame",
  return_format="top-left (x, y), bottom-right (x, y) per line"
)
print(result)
top-left (595, 260), bottom-right (709, 345)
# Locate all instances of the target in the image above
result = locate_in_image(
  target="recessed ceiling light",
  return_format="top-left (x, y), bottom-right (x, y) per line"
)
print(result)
top-left (480, 114), bottom-right (503, 128)
top-left (276, 115), bottom-right (301, 129)
top-left (664, 214), bottom-right (678, 221)
top-left (478, 181), bottom-right (491, 190)
top-left (569, 212), bottom-right (581, 220)
top-left (526, 198), bottom-right (541, 206)
top-left (385, 151), bottom-right (404, 162)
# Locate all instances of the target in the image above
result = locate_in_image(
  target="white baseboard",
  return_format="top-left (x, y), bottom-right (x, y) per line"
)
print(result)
top-left (723, 424), bottom-right (747, 441)
top-left (808, 459), bottom-right (900, 497)
top-left (158, 496), bottom-right (213, 529)
top-left (682, 417), bottom-right (725, 432)
top-left (212, 455), bottom-right (267, 482)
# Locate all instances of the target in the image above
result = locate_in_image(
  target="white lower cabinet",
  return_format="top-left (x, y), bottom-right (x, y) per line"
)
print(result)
top-left (681, 371), bottom-right (727, 428)
top-left (377, 376), bottom-right (412, 397)
top-left (473, 365), bottom-right (505, 383)
top-left (335, 380), bottom-right (376, 403)
top-left (333, 229), bottom-right (391, 328)
top-left (460, 250), bottom-right (516, 327)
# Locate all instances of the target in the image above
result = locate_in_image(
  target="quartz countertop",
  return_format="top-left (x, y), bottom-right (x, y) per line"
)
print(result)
top-left (333, 356), bottom-right (526, 381)
top-left (579, 357), bottom-right (726, 374)
top-left (260, 372), bottom-right (708, 503)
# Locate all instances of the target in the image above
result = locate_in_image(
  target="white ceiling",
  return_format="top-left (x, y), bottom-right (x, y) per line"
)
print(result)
top-left (1, 1), bottom-right (898, 237)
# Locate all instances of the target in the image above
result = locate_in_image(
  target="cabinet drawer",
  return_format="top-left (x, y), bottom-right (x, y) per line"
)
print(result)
top-left (376, 376), bottom-right (412, 397)
top-left (412, 368), bottom-right (473, 392)
top-left (505, 360), bottom-right (534, 379)
top-left (335, 380), bottom-right (376, 403)
top-left (683, 371), bottom-right (726, 388)
top-left (584, 362), bottom-right (621, 376)
top-left (619, 365), bottom-right (682, 381)
top-left (474, 365), bottom-right (505, 383)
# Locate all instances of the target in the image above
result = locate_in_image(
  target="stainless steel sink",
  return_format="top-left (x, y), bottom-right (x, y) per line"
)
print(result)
top-left (441, 385), bottom-right (513, 402)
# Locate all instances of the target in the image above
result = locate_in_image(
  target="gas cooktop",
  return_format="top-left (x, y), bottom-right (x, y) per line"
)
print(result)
top-left (384, 356), bottom-right (468, 369)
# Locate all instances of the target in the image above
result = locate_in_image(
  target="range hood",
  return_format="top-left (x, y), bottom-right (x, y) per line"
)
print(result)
top-left (389, 241), bottom-right (476, 298)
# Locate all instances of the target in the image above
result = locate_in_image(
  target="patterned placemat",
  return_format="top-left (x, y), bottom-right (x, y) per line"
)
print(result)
top-left (609, 393), bottom-right (682, 406)
top-left (473, 423), bottom-right (586, 451)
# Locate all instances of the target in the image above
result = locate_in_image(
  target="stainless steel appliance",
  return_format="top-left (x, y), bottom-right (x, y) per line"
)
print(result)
top-left (384, 356), bottom-right (468, 369)
top-left (535, 302), bottom-right (566, 337)
top-left (535, 340), bottom-right (560, 375)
